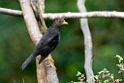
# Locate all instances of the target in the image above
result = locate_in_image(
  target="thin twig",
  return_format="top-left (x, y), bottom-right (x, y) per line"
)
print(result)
top-left (0, 7), bottom-right (22, 16)
top-left (77, 0), bottom-right (94, 83)
top-left (1, 8), bottom-right (124, 19)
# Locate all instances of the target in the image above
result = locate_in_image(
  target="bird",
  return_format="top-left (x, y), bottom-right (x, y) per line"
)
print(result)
top-left (20, 18), bottom-right (68, 70)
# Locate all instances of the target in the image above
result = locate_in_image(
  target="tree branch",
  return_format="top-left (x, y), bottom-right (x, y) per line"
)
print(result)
top-left (1, 7), bottom-right (124, 19)
top-left (19, 0), bottom-right (42, 44)
top-left (0, 7), bottom-right (22, 17)
top-left (77, 0), bottom-right (94, 83)
top-left (19, 0), bottom-right (48, 83)
top-left (42, 12), bottom-right (124, 19)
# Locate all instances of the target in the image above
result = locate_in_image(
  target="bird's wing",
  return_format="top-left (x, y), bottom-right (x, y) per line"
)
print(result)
top-left (38, 29), bottom-right (59, 46)
top-left (45, 33), bottom-right (59, 45)
top-left (36, 31), bottom-right (59, 54)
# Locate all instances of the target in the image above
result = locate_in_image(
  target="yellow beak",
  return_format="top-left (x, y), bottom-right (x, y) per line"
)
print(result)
top-left (62, 21), bottom-right (68, 25)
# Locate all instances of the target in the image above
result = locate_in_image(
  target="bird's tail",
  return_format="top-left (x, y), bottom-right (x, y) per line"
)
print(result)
top-left (20, 52), bottom-right (36, 70)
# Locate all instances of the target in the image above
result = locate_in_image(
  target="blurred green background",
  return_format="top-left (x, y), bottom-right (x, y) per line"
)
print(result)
top-left (0, 0), bottom-right (124, 83)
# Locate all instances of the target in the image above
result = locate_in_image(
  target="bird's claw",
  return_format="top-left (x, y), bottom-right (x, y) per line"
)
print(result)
top-left (46, 56), bottom-right (54, 62)
top-left (45, 56), bottom-right (56, 70)
top-left (48, 63), bottom-right (56, 70)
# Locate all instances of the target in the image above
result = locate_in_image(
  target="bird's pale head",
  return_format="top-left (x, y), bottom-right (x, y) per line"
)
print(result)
top-left (53, 18), bottom-right (68, 28)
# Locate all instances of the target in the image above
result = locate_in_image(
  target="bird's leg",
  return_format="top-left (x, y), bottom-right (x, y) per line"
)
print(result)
top-left (47, 56), bottom-right (54, 62)
top-left (45, 56), bottom-right (56, 70)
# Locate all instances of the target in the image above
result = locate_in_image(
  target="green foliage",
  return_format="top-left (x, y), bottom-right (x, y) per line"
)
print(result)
top-left (116, 55), bottom-right (124, 76)
top-left (70, 55), bottom-right (124, 83)
top-left (69, 71), bottom-right (85, 83)
top-left (95, 68), bottom-right (121, 83)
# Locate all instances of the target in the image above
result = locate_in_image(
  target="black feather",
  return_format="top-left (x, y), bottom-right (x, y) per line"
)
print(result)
top-left (20, 18), bottom-right (67, 70)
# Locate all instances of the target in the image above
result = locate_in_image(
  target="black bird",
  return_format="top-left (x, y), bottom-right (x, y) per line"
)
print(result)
top-left (20, 18), bottom-right (68, 70)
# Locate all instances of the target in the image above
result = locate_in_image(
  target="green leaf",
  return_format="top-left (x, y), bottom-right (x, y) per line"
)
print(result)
top-left (116, 55), bottom-right (123, 63)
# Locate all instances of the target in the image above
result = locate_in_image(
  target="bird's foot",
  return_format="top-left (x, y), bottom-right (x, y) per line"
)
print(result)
top-left (46, 56), bottom-right (54, 62)
top-left (45, 56), bottom-right (56, 70)
top-left (48, 63), bottom-right (56, 70)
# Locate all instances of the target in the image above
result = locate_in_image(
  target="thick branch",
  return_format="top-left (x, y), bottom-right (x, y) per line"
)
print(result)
top-left (31, 0), bottom-right (47, 34)
top-left (19, 0), bottom-right (48, 83)
top-left (1, 8), bottom-right (124, 19)
top-left (77, 0), bottom-right (94, 83)
top-left (19, 0), bottom-right (42, 44)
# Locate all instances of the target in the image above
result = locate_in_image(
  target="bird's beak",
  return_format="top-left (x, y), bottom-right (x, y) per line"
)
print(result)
top-left (62, 21), bottom-right (68, 25)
